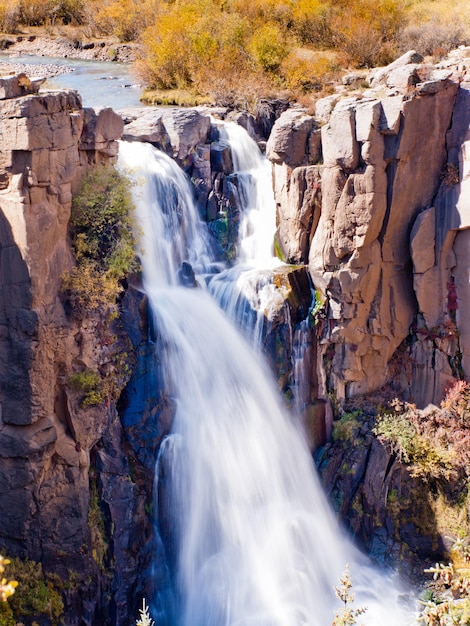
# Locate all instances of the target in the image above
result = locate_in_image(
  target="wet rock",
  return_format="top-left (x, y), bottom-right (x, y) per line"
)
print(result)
top-left (210, 140), bottom-right (233, 173)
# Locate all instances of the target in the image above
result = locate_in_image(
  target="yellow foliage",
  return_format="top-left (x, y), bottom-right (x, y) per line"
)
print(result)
top-left (330, 0), bottom-right (405, 67)
top-left (93, 0), bottom-right (156, 41)
top-left (0, 0), bottom-right (19, 31)
top-left (0, 556), bottom-right (18, 603)
top-left (280, 50), bottom-right (339, 93)
top-left (248, 22), bottom-right (290, 73)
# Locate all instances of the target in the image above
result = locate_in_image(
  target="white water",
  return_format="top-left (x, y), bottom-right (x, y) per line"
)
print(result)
top-left (209, 121), bottom-right (284, 347)
top-left (118, 138), bottom-right (413, 626)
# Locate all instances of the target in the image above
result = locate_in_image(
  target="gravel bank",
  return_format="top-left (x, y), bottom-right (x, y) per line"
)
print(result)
top-left (0, 59), bottom-right (73, 78)
top-left (0, 34), bottom-right (139, 80)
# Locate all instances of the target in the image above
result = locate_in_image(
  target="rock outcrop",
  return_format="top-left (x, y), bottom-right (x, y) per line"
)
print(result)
top-left (268, 49), bottom-right (470, 410)
top-left (0, 87), bottom-right (152, 624)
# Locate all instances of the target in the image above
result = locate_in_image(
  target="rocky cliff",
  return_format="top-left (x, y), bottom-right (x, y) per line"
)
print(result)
top-left (268, 48), bottom-right (470, 413)
top-left (0, 75), bottom-right (153, 625)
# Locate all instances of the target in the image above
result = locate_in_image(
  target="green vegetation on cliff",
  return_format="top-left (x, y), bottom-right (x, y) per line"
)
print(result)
top-left (62, 164), bottom-right (138, 318)
top-left (0, 558), bottom-right (63, 626)
top-left (62, 164), bottom-right (137, 407)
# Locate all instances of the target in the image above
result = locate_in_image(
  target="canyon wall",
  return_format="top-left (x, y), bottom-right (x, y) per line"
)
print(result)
top-left (268, 48), bottom-right (470, 412)
top-left (0, 76), bottom-right (153, 625)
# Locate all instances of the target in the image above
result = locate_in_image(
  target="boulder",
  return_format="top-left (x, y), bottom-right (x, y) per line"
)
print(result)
top-left (161, 108), bottom-right (211, 162)
top-left (266, 109), bottom-right (317, 167)
top-left (321, 101), bottom-right (359, 171)
top-left (0, 73), bottom-right (43, 99)
top-left (369, 50), bottom-right (424, 87)
top-left (274, 164), bottom-right (322, 264)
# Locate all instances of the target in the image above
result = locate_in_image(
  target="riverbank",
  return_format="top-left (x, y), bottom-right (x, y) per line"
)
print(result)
top-left (0, 31), bottom-right (138, 80)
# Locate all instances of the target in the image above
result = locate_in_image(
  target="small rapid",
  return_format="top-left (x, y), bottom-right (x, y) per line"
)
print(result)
top-left (118, 136), bottom-right (414, 626)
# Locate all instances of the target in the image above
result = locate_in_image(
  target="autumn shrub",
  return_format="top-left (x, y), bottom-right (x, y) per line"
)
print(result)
top-left (280, 50), bottom-right (340, 93)
top-left (291, 0), bottom-right (335, 46)
top-left (374, 381), bottom-right (470, 482)
top-left (93, 0), bottom-right (156, 41)
top-left (330, 0), bottom-right (406, 67)
top-left (18, 0), bottom-right (50, 24)
top-left (418, 539), bottom-right (470, 625)
top-left (248, 23), bottom-right (290, 73)
top-left (0, 0), bottom-right (19, 31)
top-left (0, 556), bottom-right (17, 603)
top-left (62, 164), bottom-right (138, 318)
top-left (397, 20), bottom-right (469, 57)
top-left (139, 4), bottom-right (197, 89)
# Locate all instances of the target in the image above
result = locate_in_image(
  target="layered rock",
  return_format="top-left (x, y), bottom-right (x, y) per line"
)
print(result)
top-left (0, 88), bottom-right (151, 624)
top-left (268, 51), bottom-right (468, 409)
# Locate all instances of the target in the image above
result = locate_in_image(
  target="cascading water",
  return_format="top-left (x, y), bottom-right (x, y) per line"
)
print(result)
top-left (208, 121), bottom-right (284, 347)
top-left (118, 138), bottom-right (413, 626)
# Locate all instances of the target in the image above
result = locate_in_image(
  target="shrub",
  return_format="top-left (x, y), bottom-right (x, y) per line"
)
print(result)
top-left (333, 565), bottom-right (367, 626)
top-left (280, 50), bottom-right (340, 93)
top-left (330, 0), bottom-right (405, 67)
top-left (291, 0), bottom-right (335, 46)
top-left (18, 0), bottom-right (83, 25)
top-left (374, 387), bottom-right (470, 482)
top-left (332, 411), bottom-right (363, 443)
top-left (0, 0), bottom-right (19, 31)
top-left (0, 556), bottom-right (17, 603)
top-left (93, 0), bottom-right (155, 41)
top-left (136, 599), bottom-right (154, 626)
top-left (6, 558), bottom-right (63, 626)
top-left (398, 19), bottom-right (469, 58)
top-left (140, 7), bottom-right (196, 90)
top-left (68, 368), bottom-right (105, 406)
top-left (418, 539), bottom-right (470, 625)
top-left (62, 164), bottom-right (138, 318)
top-left (248, 22), bottom-right (290, 73)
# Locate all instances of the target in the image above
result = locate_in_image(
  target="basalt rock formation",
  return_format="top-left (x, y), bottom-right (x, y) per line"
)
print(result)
top-left (268, 48), bottom-right (470, 412)
top-left (266, 47), bottom-right (470, 571)
top-left (0, 84), bottom-right (153, 625)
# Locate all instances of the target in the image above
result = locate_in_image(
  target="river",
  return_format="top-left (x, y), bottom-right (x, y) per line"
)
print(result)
top-left (0, 53), bottom-right (143, 108)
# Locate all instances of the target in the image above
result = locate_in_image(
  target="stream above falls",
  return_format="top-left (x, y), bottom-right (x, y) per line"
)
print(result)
top-left (0, 53), bottom-right (144, 107)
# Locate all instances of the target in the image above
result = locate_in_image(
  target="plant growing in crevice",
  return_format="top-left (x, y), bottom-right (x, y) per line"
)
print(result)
top-left (374, 382), bottom-right (470, 482)
top-left (136, 598), bottom-right (154, 626)
top-left (62, 164), bottom-right (139, 319)
top-left (4, 558), bottom-right (63, 626)
top-left (88, 470), bottom-right (110, 572)
top-left (68, 368), bottom-right (106, 407)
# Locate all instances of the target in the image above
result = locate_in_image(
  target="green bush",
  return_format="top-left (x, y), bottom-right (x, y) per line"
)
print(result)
top-left (68, 368), bottom-right (105, 407)
top-left (373, 399), bottom-right (460, 481)
top-left (0, 601), bottom-right (15, 626)
top-left (62, 164), bottom-right (138, 318)
top-left (6, 558), bottom-right (64, 626)
top-left (332, 411), bottom-right (363, 443)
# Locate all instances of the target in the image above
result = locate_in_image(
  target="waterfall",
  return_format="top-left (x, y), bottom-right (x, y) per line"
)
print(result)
top-left (208, 121), bottom-right (284, 347)
top-left (117, 138), bottom-right (413, 626)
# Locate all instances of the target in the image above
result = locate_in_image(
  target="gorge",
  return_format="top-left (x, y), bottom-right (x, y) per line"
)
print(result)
top-left (0, 45), bottom-right (470, 625)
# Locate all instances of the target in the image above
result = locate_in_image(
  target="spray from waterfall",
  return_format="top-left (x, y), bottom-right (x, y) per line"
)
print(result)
top-left (118, 138), bottom-right (414, 626)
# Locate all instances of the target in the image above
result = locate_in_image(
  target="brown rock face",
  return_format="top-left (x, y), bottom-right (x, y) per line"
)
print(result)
top-left (0, 88), bottom-right (143, 624)
top-left (269, 55), bottom-right (466, 409)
